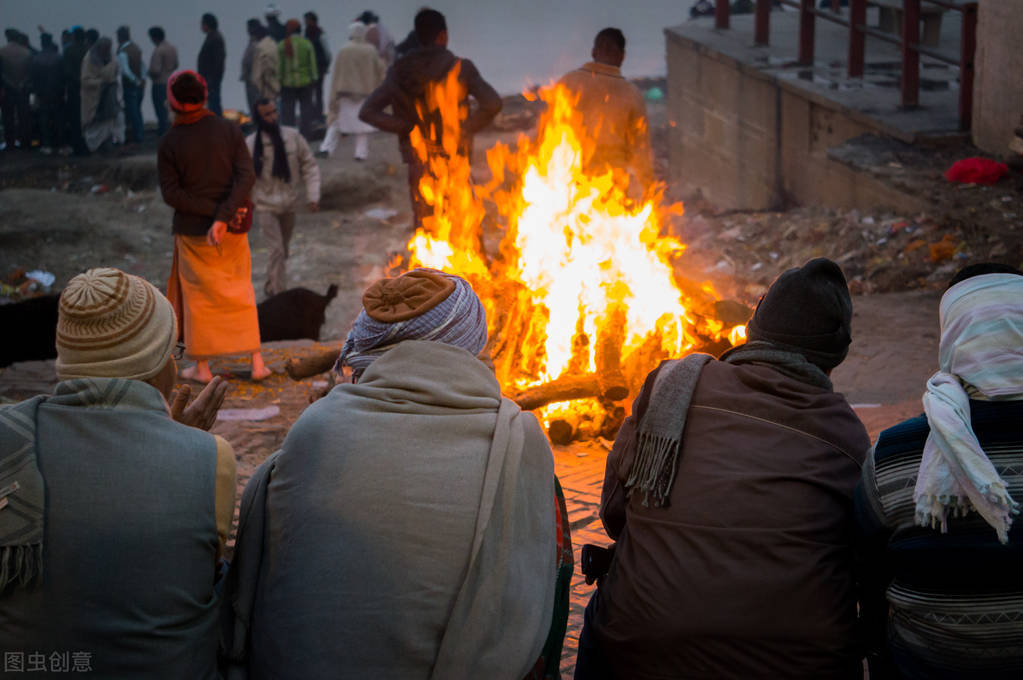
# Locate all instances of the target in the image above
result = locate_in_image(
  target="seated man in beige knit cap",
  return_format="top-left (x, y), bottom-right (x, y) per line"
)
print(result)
top-left (222, 268), bottom-right (573, 680)
top-left (0, 267), bottom-right (234, 679)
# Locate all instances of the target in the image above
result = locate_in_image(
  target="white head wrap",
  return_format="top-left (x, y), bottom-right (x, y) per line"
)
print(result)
top-left (916, 273), bottom-right (1023, 543)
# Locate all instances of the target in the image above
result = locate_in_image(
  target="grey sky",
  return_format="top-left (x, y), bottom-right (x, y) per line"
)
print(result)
top-left (3, 0), bottom-right (685, 117)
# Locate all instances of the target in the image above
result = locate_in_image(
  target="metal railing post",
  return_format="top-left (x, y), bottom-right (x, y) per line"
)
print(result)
top-left (959, 2), bottom-right (977, 131)
top-left (798, 0), bottom-right (816, 65)
top-left (848, 0), bottom-right (867, 77)
top-left (901, 0), bottom-right (921, 108)
top-left (716, 0), bottom-right (730, 29)
top-left (755, 0), bottom-right (772, 45)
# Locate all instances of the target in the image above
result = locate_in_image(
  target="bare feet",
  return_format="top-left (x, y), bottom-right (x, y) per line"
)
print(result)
top-left (180, 363), bottom-right (214, 384)
top-left (250, 352), bottom-right (272, 381)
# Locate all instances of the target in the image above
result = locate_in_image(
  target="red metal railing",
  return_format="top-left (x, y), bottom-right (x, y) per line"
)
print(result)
top-left (713, 0), bottom-right (978, 131)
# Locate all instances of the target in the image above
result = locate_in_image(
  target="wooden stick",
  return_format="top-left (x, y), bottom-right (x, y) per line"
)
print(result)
top-left (285, 348), bottom-right (341, 381)
top-left (512, 373), bottom-right (601, 411)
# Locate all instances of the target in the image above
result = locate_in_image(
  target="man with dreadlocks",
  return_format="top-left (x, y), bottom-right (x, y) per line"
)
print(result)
top-left (575, 258), bottom-right (870, 680)
top-left (246, 98), bottom-right (320, 297)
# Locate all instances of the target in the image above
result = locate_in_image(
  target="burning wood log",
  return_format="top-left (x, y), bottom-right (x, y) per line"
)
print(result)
top-left (547, 419), bottom-right (576, 446)
top-left (596, 306), bottom-right (629, 402)
top-left (285, 348), bottom-right (341, 381)
top-left (512, 374), bottom-right (601, 411)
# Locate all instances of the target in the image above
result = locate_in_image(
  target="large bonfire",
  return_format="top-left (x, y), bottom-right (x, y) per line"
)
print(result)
top-left (403, 65), bottom-right (745, 441)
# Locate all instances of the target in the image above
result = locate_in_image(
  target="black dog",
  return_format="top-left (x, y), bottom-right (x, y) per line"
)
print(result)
top-left (0, 285), bottom-right (339, 367)
top-left (257, 284), bottom-right (339, 342)
top-left (0, 294), bottom-right (60, 367)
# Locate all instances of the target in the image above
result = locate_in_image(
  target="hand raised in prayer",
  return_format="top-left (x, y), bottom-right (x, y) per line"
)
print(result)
top-left (170, 375), bottom-right (230, 431)
top-left (207, 220), bottom-right (228, 247)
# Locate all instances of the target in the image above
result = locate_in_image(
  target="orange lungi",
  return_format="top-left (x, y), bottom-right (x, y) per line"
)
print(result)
top-left (167, 232), bottom-right (262, 359)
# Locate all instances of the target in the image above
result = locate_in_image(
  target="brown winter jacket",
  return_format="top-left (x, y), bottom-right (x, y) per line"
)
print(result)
top-left (157, 115), bottom-right (255, 236)
top-left (594, 358), bottom-right (870, 679)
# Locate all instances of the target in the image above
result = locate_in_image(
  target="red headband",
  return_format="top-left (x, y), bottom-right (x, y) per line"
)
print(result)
top-left (166, 70), bottom-right (208, 113)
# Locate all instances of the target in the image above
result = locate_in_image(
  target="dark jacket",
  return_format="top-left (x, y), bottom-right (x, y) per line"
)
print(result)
top-left (856, 401), bottom-right (1023, 679)
top-left (594, 359), bottom-right (870, 679)
top-left (157, 115), bottom-right (255, 236)
top-left (31, 48), bottom-right (64, 103)
top-left (197, 30), bottom-right (225, 83)
top-left (359, 45), bottom-right (501, 163)
top-left (62, 41), bottom-right (88, 86)
top-left (266, 17), bottom-right (286, 43)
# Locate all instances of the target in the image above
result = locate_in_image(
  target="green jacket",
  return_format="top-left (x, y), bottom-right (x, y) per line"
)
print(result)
top-left (279, 35), bottom-right (318, 88)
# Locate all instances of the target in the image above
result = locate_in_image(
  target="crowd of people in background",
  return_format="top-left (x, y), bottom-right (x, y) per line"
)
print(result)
top-left (0, 5), bottom-right (397, 156)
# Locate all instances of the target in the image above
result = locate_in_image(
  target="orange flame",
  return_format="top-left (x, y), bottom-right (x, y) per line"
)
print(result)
top-left (406, 76), bottom-right (744, 419)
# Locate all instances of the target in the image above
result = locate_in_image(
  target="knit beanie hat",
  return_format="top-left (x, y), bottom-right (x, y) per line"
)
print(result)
top-left (337, 268), bottom-right (488, 376)
top-left (746, 258), bottom-right (852, 371)
top-left (56, 268), bottom-right (178, 381)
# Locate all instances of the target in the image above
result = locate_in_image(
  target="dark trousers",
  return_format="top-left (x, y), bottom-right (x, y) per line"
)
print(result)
top-left (36, 101), bottom-right (64, 149)
top-left (406, 158), bottom-right (429, 231)
top-left (65, 85), bottom-right (87, 154)
top-left (152, 82), bottom-right (169, 136)
top-left (280, 85), bottom-right (314, 139)
top-left (574, 591), bottom-right (616, 680)
top-left (122, 83), bottom-right (144, 143)
top-left (2, 86), bottom-right (32, 149)
top-left (206, 77), bottom-right (223, 116)
top-left (311, 75), bottom-right (325, 121)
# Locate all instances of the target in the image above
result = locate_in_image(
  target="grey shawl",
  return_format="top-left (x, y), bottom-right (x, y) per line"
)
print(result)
top-left (222, 340), bottom-right (556, 679)
top-left (0, 396), bottom-right (47, 592)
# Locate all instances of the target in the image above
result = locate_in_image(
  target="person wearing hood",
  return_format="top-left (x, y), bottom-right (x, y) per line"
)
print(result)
top-left (320, 21), bottom-right (385, 161)
top-left (856, 263), bottom-right (1023, 679)
top-left (221, 268), bottom-right (572, 680)
top-left (278, 18), bottom-right (318, 140)
top-left (359, 8), bottom-right (501, 229)
top-left (80, 37), bottom-right (124, 153)
top-left (246, 97), bottom-right (320, 296)
top-left (575, 258), bottom-right (870, 679)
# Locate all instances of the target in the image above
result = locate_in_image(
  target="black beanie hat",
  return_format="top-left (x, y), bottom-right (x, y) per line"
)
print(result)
top-left (746, 258), bottom-right (852, 371)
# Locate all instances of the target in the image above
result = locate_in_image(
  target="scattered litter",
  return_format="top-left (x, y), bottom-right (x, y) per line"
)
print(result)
top-left (25, 270), bottom-right (55, 288)
top-left (851, 403), bottom-right (882, 409)
top-left (90, 184), bottom-right (109, 194)
top-left (862, 216), bottom-right (875, 225)
top-left (644, 86), bottom-right (664, 101)
top-left (363, 208), bottom-right (399, 221)
top-left (311, 380), bottom-right (328, 390)
top-left (216, 405), bottom-right (281, 421)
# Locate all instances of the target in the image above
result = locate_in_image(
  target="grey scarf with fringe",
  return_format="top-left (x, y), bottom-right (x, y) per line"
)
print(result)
top-left (0, 395), bottom-right (47, 592)
top-left (625, 342), bottom-right (832, 508)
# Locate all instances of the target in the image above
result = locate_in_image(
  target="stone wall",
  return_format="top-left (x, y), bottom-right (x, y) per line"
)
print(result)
top-left (973, 1), bottom-right (1023, 155)
top-left (665, 29), bottom-right (926, 213)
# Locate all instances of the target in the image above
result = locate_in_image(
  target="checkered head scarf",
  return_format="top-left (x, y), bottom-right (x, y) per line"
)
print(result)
top-left (337, 269), bottom-right (487, 379)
